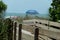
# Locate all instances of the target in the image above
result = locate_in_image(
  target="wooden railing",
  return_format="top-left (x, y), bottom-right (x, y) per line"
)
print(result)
top-left (11, 21), bottom-right (40, 40)
top-left (8, 19), bottom-right (60, 40)
top-left (23, 19), bottom-right (60, 40)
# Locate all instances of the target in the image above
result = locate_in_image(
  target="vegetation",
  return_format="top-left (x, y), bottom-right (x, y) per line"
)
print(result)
top-left (0, 1), bottom-right (13, 39)
top-left (49, 0), bottom-right (60, 22)
top-left (0, 1), bottom-right (7, 18)
top-left (4, 18), bottom-right (13, 40)
top-left (16, 16), bottom-right (23, 23)
top-left (0, 1), bottom-right (9, 40)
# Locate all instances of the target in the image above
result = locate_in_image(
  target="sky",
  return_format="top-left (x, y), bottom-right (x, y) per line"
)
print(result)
top-left (3, 0), bottom-right (52, 14)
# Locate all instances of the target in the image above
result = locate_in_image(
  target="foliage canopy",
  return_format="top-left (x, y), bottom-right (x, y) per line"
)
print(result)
top-left (49, 0), bottom-right (60, 22)
top-left (0, 1), bottom-right (7, 13)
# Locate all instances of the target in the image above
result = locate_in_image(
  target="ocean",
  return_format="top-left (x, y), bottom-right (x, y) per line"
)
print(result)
top-left (5, 13), bottom-right (49, 18)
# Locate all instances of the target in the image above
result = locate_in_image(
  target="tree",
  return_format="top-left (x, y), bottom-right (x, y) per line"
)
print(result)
top-left (0, 1), bottom-right (7, 40)
top-left (0, 1), bottom-right (7, 18)
top-left (49, 0), bottom-right (60, 22)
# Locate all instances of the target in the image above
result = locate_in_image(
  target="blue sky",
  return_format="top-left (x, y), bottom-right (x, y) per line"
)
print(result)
top-left (3, 0), bottom-right (52, 14)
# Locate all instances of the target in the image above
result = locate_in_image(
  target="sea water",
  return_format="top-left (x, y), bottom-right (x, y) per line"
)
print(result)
top-left (5, 13), bottom-right (49, 18)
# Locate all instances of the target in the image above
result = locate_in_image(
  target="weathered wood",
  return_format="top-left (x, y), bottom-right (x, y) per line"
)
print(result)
top-left (23, 19), bottom-right (60, 28)
top-left (36, 24), bottom-right (60, 32)
top-left (14, 19), bottom-right (60, 40)
top-left (34, 27), bottom-right (39, 40)
top-left (11, 21), bottom-right (14, 40)
top-left (39, 28), bottom-right (60, 40)
top-left (22, 25), bottom-right (60, 40)
top-left (18, 24), bottom-right (22, 40)
top-left (13, 22), bottom-right (17, 40)
top-left (36, 19), bottom-right (60, 28)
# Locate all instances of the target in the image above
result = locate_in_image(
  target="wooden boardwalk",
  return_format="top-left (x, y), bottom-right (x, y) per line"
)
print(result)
top-left (13, 19), bottom-right (60, 40)
top-left (23, 19), bottom-right (60, 40)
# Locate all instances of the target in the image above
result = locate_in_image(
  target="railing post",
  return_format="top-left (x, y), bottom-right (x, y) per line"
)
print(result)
top-left (13, 22), bottom-right (17, 40)
top-left (11, 21), bottom-right (14, 40)
top-left (18, 24), bottom-right (22, 40)
top-left (34, 27), bottom-right (39, 40)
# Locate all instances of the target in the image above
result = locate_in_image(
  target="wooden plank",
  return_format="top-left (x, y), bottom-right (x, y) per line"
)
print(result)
top-left (39, 35), bottom-right (52, 40)
top-left (22, 29), bottom-right (52, 40)
top-left (37, 19), bottom-right (60, 28)
top-left (36, 24), bottom-right (60, 32)
top-left (22, 33), bottom-right (34, 40)
top-left (23, 19), bottom-right (60, 28)
top-left (36, 23), bottom-right (60, 40)
top-left (22, 24), bottom-right (60, 40)
top-left (23, 24), bottom-right (60, 32)
top-left (36, 19), bottom-right (48, 24)
top-left (50, 21), bottom-right (60, 28)
top-left (38, 28), bottom-right (60, 40)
